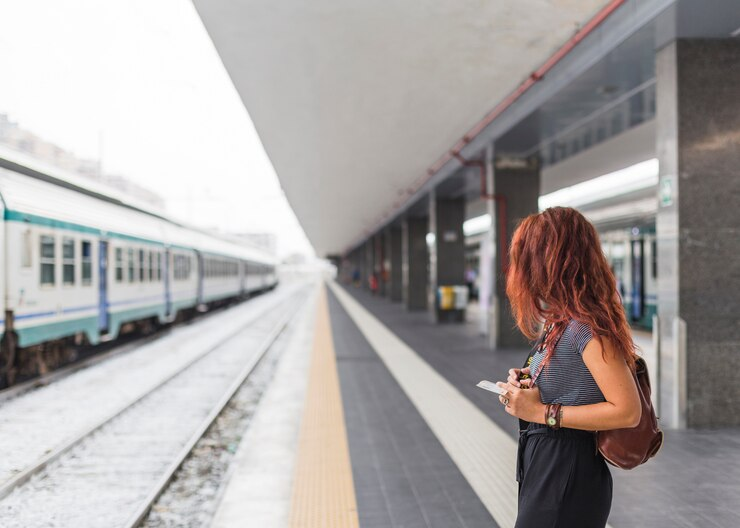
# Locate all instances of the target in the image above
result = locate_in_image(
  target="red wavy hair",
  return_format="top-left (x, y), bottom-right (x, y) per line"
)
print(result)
top-left (505, 207), bottom-right (637, 368)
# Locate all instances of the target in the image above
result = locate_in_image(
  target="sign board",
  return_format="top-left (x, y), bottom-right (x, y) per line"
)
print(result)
top-left (660, 176), bottom-right (674, 207)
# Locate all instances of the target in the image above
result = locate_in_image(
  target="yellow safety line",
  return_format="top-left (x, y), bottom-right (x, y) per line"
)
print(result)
top-left (288, 285), bottom-right (360, 528)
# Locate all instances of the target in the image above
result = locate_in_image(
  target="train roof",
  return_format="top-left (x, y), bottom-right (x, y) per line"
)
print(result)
top-left (0, 152), bottom-right (277, 265)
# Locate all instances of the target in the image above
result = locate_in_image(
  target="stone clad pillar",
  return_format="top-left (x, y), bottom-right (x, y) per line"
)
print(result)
top-left (389, 226), bottom-right (403, 302)
top-left (489, 157), bottom-right (540, 349)
top-left (402, 217), bottom-right (428, 310)
top-left (429, 195), bottom-right (466, 322)
top-left (363, 240), bottom-right (373, 291)
top-left (656, 39), bottom-right (740, 428)
top-left (382, 228), bottom-right (392, 298)
top-left (374, 233), bottom-right (386, 297)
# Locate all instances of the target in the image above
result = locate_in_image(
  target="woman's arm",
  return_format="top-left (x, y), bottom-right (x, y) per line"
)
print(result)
top-left (558, 337), bottom-right (642, 430)
top-left (498, 337), bottom-right (642, 430)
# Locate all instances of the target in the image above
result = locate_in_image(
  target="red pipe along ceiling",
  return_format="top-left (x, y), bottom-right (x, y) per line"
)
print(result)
top-left (345, 0), bottom-right (626, 256)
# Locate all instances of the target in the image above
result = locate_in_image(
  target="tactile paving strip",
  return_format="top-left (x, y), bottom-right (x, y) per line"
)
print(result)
top-left (288, 286), bottom-right (360, 528)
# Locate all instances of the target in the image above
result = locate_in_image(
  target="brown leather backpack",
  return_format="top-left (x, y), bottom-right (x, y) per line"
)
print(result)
top-left (596, 356), bottom-right (664, 469)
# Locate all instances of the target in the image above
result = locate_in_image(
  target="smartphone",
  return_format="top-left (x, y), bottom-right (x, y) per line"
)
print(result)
top-left (476, 380), bottom-right (508, 396)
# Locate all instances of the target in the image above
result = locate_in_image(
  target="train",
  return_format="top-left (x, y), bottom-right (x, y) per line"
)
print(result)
top-left (600, 227), bottom-right (657, 330)
top-left (0, 159), bottom-right (278, 387)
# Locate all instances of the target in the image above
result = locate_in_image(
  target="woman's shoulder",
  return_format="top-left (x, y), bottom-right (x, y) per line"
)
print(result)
top-left (562, 318), bottom-right (594, 355)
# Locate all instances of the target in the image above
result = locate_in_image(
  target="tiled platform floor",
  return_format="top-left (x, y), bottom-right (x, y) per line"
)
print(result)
top-left (329, 288), bottom-right (497, 528)
top-left (335, 284), bottom-right (740, 528)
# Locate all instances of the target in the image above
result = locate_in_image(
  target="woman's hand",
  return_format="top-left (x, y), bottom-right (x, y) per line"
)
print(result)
top-left (507, 367), bottom-right (532, 388)
top-left (496, 381), bottom-right (545, 423)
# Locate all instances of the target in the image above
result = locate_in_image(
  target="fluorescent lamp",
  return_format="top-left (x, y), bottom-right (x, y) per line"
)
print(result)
top-left (463, 214), bottom-right (492, 236)
top-left (539, 158), bottom-right (659, 210)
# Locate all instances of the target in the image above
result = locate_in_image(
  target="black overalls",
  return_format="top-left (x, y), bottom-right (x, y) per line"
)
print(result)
top-left (515, 320), bottom-right (613, 528)
top-left (515, 423), bottom-right (612, 528)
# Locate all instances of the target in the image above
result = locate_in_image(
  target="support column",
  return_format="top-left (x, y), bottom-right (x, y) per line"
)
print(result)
top-left (489, 157), bottom-right (540, 349)
top-left (351, 249), bottom-right (361, 287)
top-left (429, 194), bottom-right (466, 322)
top-left (363, 240), bottom-right (373, 291)
top-left (656, 39), bottom-right (740, 428)
top-left (374, 233), bottom-right (386, 297)
top-left (381, 228), bottom-right (391, 298)
top-left (402, 217), bottom-right (428, 310)
top-left (389, 226), bottom-right (403, 302)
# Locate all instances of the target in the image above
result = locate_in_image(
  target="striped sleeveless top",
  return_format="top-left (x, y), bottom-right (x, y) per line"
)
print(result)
top-left (529, 319), bottom-right (605, 406)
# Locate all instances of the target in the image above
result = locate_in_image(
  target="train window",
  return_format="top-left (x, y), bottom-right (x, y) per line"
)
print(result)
top-left (63, 238), bottom-right (75, 285)
top-left (115, 248), bottom-right (124, 282)
top-left (138, 249), bottom-right (146, 282)
top-left (148, 251), bottom-right (154, 281)
top-left (173, 254), bottom-right (190, 281)
top-left (22, 229), bottom-right (32, 268)
top-left (157, 252), bottom-right (162, 281)
top-left (81, 240), bottom-right (92, 285)
top-left (40, 235), bottom-right (55, 286)
top-left (651, 239), bottom-right (658, 279)
top-left (128, 248), bottom-right (135, 282)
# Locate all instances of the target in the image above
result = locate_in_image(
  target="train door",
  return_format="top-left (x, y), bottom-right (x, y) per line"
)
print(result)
top-left (196, 251), bottom-right (204, 305)
top-left (630, 238), bottom-right (644, 321)
top-left (98, 240), bottom-right (109, 331)
top-left (164, 247), bottom-right (172, 317)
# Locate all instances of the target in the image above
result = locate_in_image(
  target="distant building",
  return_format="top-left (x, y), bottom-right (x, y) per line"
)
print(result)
top-left (0, 113), bottom-right (164, 209)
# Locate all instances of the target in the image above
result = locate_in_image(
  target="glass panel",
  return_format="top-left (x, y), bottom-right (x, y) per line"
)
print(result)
top-left (41, 235), bottom-right (55, 258)
top-left (128, 248), bottom-right (135, 282)
top-left (82, 262), bottom-right (92, 283)
top-left (40, 235), bottom-right (55, 285)
top-left (82, 241), bottom-right (92, 284)
top-left (41, 263), bottom-right (55, 285)
top-left (63, 264), bottom-right (75, 284)
top-left (116, 247), bottom-right (123, 282)
top-left (63, 238), bottom-right (75, 259)
top-left (63, 238), bottom-right (75, 285)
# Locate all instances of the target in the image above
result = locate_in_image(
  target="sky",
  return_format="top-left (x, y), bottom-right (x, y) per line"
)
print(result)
top-left (0, 0), bottom-right (314, 258)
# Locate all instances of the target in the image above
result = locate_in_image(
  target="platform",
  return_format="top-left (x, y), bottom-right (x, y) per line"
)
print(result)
top-left (213, 281), bottom-right (740, 528)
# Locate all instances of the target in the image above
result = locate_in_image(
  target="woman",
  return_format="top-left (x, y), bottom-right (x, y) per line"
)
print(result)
top-left (495, 207), bottom-right (641, 528)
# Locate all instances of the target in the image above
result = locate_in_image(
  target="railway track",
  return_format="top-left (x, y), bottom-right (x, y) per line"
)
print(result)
top-left (0, 282), bottom-right (314, 528)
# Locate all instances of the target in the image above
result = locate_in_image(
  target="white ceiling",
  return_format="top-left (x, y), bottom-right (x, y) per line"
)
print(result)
top-left (193, 0), bottom-right (610, 256)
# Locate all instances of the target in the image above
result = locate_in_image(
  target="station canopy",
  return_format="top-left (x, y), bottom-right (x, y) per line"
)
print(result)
top-left (193, 0), bottom-right (611, 256)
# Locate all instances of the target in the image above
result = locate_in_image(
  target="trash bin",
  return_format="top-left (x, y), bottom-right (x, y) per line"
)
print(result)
top-left (453, 286), bottom-right (468, 309)
top-left (438, 286), bottom-right (455, 310)
top-left (436, 284), bottom-right (467, 323)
